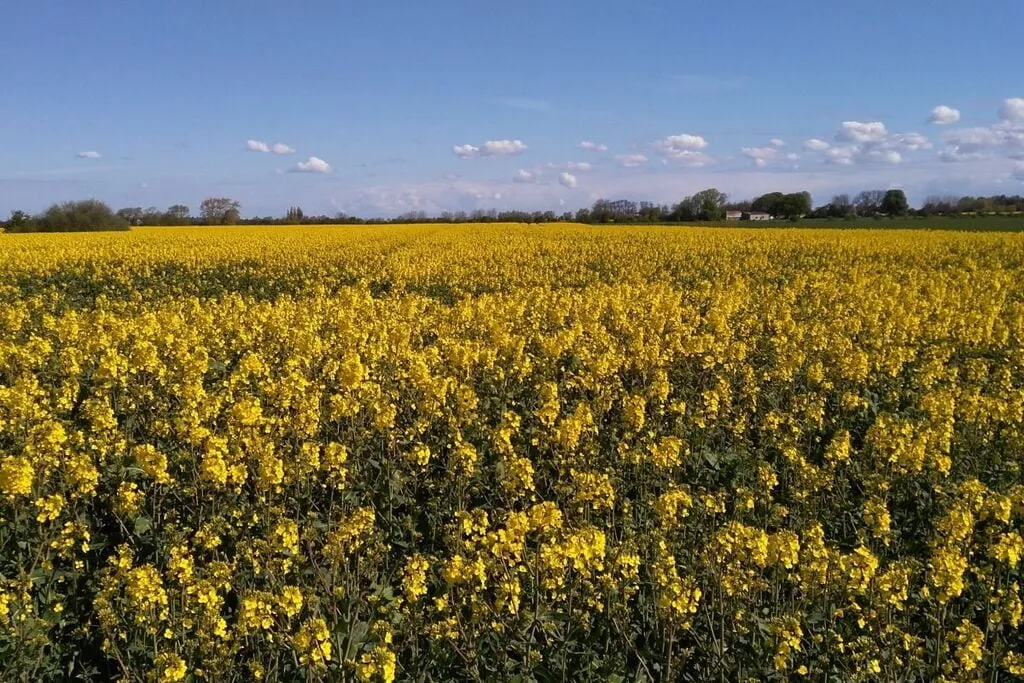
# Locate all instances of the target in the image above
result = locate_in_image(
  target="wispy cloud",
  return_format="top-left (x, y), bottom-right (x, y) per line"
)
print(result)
top-left (578, 140), bottom-right (608, 153)
top-left (272, 143), bottom-right (295, 155)
top-left (616, 154), bottom-right (648, 167)
top-left (76, 150), bottom-right (102, 159)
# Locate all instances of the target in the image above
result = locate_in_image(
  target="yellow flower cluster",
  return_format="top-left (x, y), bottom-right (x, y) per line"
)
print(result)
top-left (1, 223), bottom-right (1023, 680)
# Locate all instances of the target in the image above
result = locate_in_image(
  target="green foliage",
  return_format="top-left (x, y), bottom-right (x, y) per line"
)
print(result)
top-left (28, 200), bottom-right (129, 233)
top-left (881, 189), bottom-right (910, 216)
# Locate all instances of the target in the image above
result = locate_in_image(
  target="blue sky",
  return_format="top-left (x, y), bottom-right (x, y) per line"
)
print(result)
top-left (2, 0), bottom-right (1023, 217)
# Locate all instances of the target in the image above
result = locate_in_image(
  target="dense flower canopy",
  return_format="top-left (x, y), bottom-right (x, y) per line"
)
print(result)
top-left (1, 224), bottom-right (1023, 681)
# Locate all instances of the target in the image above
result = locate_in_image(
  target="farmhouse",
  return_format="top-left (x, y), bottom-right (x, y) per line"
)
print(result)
top-left (725, 210), bottom-right (743, 220)
top-left (743, 212), bottom-right (772, 221)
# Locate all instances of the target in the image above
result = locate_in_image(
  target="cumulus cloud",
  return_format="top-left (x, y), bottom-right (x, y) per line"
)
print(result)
top-left (616, 153), bottom-right (648, 167)
top-left (836, 121), bottom-right (888, 144)
top-left (741, 146), bottom-right (779, 167)
top-left (246, 139), bottom-right (270, 153)
top-left (770, 138), bottom-right (786, 147)
top-left (513, 169), bottom-right (537, 184)
top-left (76, 150), bottom-right (102, 159)
top-left (939, 126), bottom-right (1019, 161)
top-left (652, 133), bottom-right (709, 157)
top-left (578, 140), bottom-right (608, 152)
top-left (272, 143), bottom-right (295, 155)
top-left (649, 134), bottom-right (712, 166)
top-left (808, 121), bottom-right (925, 165)
top-left (936, 100), bottom-right (1024, 162)
top-left (938, 148), bottom-right (984, 163)
top-left (453, 139), bottom-right (528, 159)
top-left (484, 139), bottom-right (527, 156)
top-left (864, 149), bottom-right (904, 165)
top-left (558, 172), bottom-right (578, 189)
top-left (293, 156), bottom-right (332, 174)
top-left (824, 146), bottom-right (857, 166)
top-left (1001, 98), bottom-right (1024, 124)
top-left (930, 105), bottom-right (961, 125)
top-left (890, 133), bottom-right (932, 151)
top-left (453, 144), bottom-right (480, 159)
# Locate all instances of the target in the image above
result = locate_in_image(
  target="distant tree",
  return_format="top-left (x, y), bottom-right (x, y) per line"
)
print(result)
top-left (141, 207), bottom-right (165, 226)
top-left (690, 188), bottom-right (728, 220)
top-left (751, 191), bottom-right (811, 219)
top-left (166, 205), bottom-right (191, 225)
top-left (286, 206), bottom-right (305, 223)
top-left (117, 207), bottom-right (145, 226)
top-left (590, 200), bottom-right (614, 223)
top-left (6, 210), bottom-right (32, 232)
top-left (575, 208), bottom-right (593, 223)
top-left (200, 197), bottom-right (241, 225)
top-left (638, 202), bottom-right (664, 222)
top-left (855, 190), bottom-right (886, 216)
top-left (829, 194), bottom-right (853, 218)
top-left (723, 200), bottom-right (753, 213)
top-left (36, 200), bottom-right (129, 232)
top-left (881, 189), bottom-right (909, 216)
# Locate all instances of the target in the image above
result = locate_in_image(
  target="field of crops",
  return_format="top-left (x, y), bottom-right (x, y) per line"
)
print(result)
top-left (1, 223), bottom-right (1024, 681)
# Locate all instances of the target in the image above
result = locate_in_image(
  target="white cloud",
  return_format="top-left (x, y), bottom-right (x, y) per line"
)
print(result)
top-left (785, 153), bottom-right (801, 161)
top-left (652, 133), bottom-right (709, 158)
top-left (293, 156), bottom-right (332, 174)
top-left (76, 150), bottom-right (102, 159)
top-left (453, 144), bottom-right (481, 159)
top-left (836, 121), bottom-right (888, 144)
top-left (824, 146), bottom-right (857, 165)
top-left (578, 140), bottom-right (608, 152)
top-left (513, 169), bottom-right (537, 183)
top-left (1013, 162), bottom-right (1024, 181)
top-left (558, 172), bottom-right (578, 189)
top-left (864, 149), bottom-right (904, 165)
top-left (930, 105), bottom-right (961, 125)
top-left (483, 139), bottom-right (527, 156)
top-left (936, 101), bottom-right (1024, 162)
top-left (770, 138), bottom-right (786, 147)
top-left (804, 138), bottom-right (831, 152)
top-left (889, 132), bottom-right (932, 151)
top-left (246, 139), bottom-right (270, 153)
top-left (938, 148), bottom-right (985, 163)
top-left (616, 153), bottom-right (648, 167)
top-left (454, 139), bottom-right (527, 159)
top-left (650, 134), bottom-right (712, 166)
top-left (1000, 98), bottom-right (1024, 123)
top-left (272, 143), bottom-right (295, 155)
top-left (566, 161), bottom-right (593, 171)
top-left (939, 126), bottom-right (1008, 161)
top-left (741, 146), bottom-right (779, 167)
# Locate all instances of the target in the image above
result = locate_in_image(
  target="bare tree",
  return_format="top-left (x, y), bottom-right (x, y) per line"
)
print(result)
top-left (200, 197), bottom-right (241, 225)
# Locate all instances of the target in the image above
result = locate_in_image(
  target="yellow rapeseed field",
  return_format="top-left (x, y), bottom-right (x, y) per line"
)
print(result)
top-left (1, 223), bottom-right (1024, 681)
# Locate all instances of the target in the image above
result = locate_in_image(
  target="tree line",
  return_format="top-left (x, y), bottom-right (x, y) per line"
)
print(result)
top-left (3, 190), bottom-right (1024, 232)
